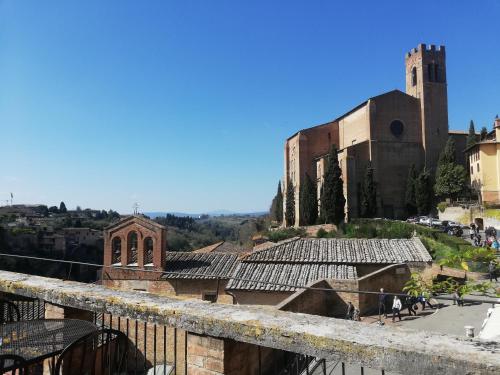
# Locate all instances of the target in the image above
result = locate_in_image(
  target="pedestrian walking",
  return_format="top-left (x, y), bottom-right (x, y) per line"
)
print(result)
top-left (392, 296), bottom-right (402, 322)
top-left (378, 288), bottom-right (387, 319)
top-left (470, 223), bottom-right (476, 240)
top-left (345, 301), bottom-right (354, 320)
top-left (453, 289), bottom-right (464, 306)
top-left (489, 261), bottom-right (498, 282)
top-left (405, 295), bottom-right (416, 316)
top-left (419, 295), bottom-right (434, 310)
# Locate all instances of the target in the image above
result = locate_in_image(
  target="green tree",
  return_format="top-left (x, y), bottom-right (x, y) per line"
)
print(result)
top-left (415, 168), bottom-right (433, 215)
top-left (434, 138), bottom-right (467, 200)
top-left (38, 205), bottom-right (49, 217)
top-left (480, 126), bottom-right (488, 140)
top-left (320, 145), bottom-right (346, 225)
top-left (466, 120), bottom-right (476, 148)
top-left (299, 173), bottom-right (318, 225)
top-left (405, 164), bottom-right (418, 216)
top-left (360, 162), bottom-right (377, 218)
top-left (59, 201), bottom-right (67, 213)
top-left (48, 206), bottom-right (59, 214)
top-left (285, 180), bottom-right (295, 227)
top-left (272, 181), bottom-right (284, 223)
top-left (438, 136), bottom-right (456, 165)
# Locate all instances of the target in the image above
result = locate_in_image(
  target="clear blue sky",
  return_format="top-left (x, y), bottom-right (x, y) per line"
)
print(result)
top-left (1, 1), bottom-right (499, 214)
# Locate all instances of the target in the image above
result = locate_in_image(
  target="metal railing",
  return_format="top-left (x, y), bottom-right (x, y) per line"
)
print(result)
top-left (1, 291), bottom-right (398, 375)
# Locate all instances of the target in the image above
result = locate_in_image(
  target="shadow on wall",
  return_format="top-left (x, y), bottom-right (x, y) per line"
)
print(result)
top-left (275, 264), bottom-right (417, 318)
top-left (276, 279), bottom-right (356, 318)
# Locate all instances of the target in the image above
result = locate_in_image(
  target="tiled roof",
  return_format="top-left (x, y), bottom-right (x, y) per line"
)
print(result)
top-left (162, 252), bottom-right (239, 279)
top-left (226, 263), bottom-right (356, 291)
top-left (244, 238), bottom-right (432, 264)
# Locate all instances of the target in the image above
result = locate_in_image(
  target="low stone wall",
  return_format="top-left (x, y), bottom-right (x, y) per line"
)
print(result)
top-left (277, 279), bottom-right (354, 318)
top-left (0, 270), bottom-right (499, 375)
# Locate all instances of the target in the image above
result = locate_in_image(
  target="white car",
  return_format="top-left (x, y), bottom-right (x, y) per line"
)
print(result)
top-left (430, 219), bottom-right (443, 227)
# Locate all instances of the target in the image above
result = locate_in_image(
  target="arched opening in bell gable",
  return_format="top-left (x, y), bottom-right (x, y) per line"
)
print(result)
top-left (111, 237), bottom-right (122, 265)
top-left (144, 237), bottom-right (154, 266)
top-left (127, 231), bottom-right (138, 265)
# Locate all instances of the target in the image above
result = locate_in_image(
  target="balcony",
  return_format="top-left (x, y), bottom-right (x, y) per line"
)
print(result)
top-left (0, 269), bottom-right (499, 374)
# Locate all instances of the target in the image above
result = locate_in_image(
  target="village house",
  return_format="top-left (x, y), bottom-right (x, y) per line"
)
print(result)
top-left (466, 117), bottom-right (500, 205)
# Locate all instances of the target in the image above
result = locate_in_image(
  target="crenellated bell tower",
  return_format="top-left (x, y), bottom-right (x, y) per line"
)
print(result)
top-left (405, 43), bottom-right (449, 171)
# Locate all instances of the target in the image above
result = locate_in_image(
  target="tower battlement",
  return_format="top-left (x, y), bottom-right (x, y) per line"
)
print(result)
top-left (406, 43), bottom-right (445, 58)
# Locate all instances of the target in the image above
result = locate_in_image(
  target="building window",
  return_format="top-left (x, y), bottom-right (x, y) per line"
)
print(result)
top-left (411, 67), bottom-right (417, 86)
top-left (389, 120), bottom-right (404, 137)
top-left (471, 166), bottom-right (474, 174)
top-left (477, 163), bottom-right (480, 173)
top-left (427, 64), bottom-right (434, 82)
top-left (434, 64), bottom-right (440, 82)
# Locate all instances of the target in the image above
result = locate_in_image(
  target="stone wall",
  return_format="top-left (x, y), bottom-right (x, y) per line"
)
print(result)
top-left (231, 290), bottom-right (293, 306)
top-left (104, 278), bottom-right (233, 304)
top-left (1, 270), bottom-right (498, 375)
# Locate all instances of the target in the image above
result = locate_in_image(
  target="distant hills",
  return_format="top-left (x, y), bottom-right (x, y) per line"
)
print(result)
top-left (145, 210), bottom-right (267, 219)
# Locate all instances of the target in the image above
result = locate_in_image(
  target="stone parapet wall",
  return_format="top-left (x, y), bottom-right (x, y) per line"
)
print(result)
top-left (0, 270), bottom-right (498, 375)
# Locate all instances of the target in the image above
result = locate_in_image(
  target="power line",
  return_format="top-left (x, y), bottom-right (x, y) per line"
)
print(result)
top-left (0, 252), bottom-right (497, 305)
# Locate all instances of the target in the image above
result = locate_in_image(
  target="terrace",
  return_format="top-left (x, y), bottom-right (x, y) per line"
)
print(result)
top-left (0, 270), bottom-right (499, 374)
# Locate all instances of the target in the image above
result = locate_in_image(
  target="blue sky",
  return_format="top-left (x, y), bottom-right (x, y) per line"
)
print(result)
top-left (0, 1), bottom-right (499, 213)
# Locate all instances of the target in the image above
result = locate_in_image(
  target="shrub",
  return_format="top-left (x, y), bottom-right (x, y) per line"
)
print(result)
top-left (316, 228), bottom-right (327, 238)
top-left (267, 227), bottom-right (306, 242)
top-left (344, 222), bottom-right (377, 238)
top-left (376, 221), bottom-right (414, 239)
top-left (437, 202), bottom-right (449, 213)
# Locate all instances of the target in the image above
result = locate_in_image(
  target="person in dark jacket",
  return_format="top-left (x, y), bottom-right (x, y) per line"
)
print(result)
top-left (489, 261), bottom-right (498, 282)
top-left (345, 301), bottom-right (354, 320)
top-left (405, 295), bottom-right (417, 316)
top-left (378, 288), bottom-right (387, 318)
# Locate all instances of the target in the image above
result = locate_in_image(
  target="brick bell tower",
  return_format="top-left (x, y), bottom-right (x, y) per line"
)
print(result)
top-left (405, 43), bottom-right (449, 172)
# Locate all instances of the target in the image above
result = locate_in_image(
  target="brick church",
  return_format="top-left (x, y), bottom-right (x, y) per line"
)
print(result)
top-left (284, 44), bottom-right (467, 224)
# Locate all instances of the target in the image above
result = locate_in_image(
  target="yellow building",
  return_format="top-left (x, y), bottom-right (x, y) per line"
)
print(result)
top-left (466, 118), bottom-right (500, 205)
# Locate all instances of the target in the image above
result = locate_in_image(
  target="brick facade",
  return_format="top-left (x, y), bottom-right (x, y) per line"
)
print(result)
top-left (284, 44), bottom-right (452, 222)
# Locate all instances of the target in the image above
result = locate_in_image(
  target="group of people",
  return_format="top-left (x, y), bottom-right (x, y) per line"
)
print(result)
top-left (470, 223), bottom-right (500, 249)
top-left (378, 288), bottom-right (434, 322)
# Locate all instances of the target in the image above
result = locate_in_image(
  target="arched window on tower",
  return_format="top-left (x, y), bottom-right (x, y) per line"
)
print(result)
top-left (144, 237), bottom-right (154, 266)
top-left (434, 64), bottom-right (440, 82)
top-left (127, 231), bottom-right (138, 265)
top-left (111, 237), bottom-right (121, 265)
top-left (427, 64), bottom-right (435, 82)
top-left (411, 67), bottom-right (417, 86)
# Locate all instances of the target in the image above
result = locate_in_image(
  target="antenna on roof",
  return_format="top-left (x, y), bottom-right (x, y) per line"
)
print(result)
top-left (133, 202), bottom-right (140, 215)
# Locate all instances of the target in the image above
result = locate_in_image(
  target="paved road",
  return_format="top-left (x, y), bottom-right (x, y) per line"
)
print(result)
top-left (393, 300), bottom-right (494, 337)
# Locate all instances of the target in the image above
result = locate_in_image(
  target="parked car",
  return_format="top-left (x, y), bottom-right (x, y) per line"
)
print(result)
top-left (418, 216), bottom-right (430, 225)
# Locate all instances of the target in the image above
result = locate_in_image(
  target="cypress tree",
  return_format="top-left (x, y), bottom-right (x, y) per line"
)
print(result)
top-left (438, 136), bottom-right (456, 165)
top-left (415, 168), bottom-right (433, 215)
top-left (480, 126), bottom-right (488, 140)
top-left (405, 164), bottom-right (418, 216)
top-left (435, 137), bottom-right (467, 200)
top-left (285, 180), bottom-right (295, 227)
top-left (320, 145), bottom-right (346, 225)
top-left (466, 120), bottom-right (476, 149)
top-left (360, 162), bottom-right (377, 218)
top-left (59, 201), bottom-right (67, 214)
top-left (270, 181), bottom-right (283, 223)
top-left (299, 173), bottom-right (318, 225)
